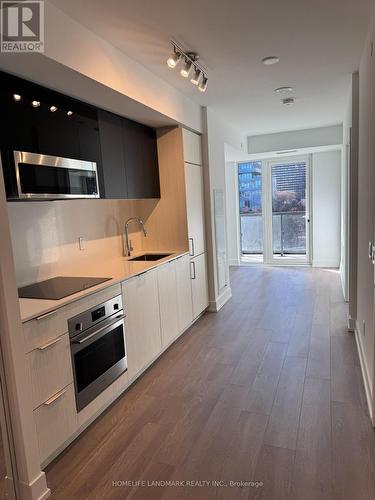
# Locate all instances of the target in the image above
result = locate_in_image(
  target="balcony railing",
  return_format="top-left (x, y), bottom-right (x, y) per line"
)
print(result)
top-left (240, 211), bottom-right (306, 255)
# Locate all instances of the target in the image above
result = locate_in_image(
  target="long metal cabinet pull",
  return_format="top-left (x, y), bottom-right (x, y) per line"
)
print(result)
top-left (191, 261), bottom-right (196, 280)
top-left (43, 387), bottom-right (68, 406)
top-left (189, 238), bottom-right (195, 257)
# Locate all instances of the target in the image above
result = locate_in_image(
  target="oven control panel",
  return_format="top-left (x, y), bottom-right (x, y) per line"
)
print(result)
top-left (67, 294), bottom-right (123, 337)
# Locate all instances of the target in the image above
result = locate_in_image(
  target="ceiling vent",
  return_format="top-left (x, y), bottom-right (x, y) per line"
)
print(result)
top-left (282, 97), bottom-right (295, 105)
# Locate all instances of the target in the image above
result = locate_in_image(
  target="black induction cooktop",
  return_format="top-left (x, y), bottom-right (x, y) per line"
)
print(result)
top-left (18, 276), bottom-right (112, 300)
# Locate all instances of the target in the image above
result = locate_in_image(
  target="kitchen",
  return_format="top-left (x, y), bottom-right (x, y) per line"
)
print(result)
top-left (0, 64), bottom-right (211, 499)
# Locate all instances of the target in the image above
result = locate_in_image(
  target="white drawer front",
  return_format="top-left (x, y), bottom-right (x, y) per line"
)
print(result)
top-left (23, 309), bottom-right (67, 353)
top-left (34, 384), bottom-right (77, 463)
top-left (28, 334), bottom-right (73, 409)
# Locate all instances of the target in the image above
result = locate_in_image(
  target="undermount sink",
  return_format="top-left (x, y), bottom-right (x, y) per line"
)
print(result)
top-left (128, 253), bottom-right (172, 262)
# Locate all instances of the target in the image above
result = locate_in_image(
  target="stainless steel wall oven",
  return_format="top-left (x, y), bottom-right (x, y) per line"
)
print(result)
top-left (68, 295), bottom-right (127, 411)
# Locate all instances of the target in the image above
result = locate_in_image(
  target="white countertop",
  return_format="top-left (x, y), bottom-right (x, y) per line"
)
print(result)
top-left (19, 251), bottom-right (188, 323)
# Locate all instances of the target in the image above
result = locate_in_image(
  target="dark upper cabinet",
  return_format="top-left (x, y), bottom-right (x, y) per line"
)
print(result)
top-left (98, 110), bottom-right (160, 200)
top-left (122, 118), bottom-right (160, 199)
top-left (98, 110), bottom-right (128, 199)
top-left (0, 71), bottom-right (160, 200)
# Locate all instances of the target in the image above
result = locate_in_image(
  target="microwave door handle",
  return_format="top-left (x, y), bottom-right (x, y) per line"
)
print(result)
top-left (73, 314), bottom-right (125, 344)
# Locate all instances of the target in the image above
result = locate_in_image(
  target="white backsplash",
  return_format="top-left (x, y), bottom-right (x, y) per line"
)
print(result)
top-left (7, 199), bottom-right (144, 287)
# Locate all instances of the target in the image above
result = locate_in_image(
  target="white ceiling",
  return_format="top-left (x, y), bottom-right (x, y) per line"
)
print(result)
top-left (49, 0), bottom-right (374, 136)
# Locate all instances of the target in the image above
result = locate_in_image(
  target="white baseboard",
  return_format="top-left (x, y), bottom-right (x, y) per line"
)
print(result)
top-left (348, 316), bottom-right (356, 332)
top-left (312, 261), bottom-right (340, 268)
top-left (354, 322), bottom-right (373, 424)
top-left (18, 471), bottom-right (50, 500)
top-left (208, 286), bottom-right (232, 312)
top-left (228, 258), bottom-right (240, 266)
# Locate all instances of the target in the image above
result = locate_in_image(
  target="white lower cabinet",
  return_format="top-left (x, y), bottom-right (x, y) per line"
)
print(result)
top-left (122, 268), bottom-right (162, 380)
top-left (175, 254), bottom-right (193, 332)
top-left (34, 384), bottom-right (77, 463)
top-left (157, 260), bottom-right (179, 347)
top-left (191, 253), bottom-right (209, 319)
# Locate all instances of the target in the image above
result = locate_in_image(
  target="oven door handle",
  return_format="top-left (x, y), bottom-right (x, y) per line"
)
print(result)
top-left (73, 314), bottom-right (125, 344)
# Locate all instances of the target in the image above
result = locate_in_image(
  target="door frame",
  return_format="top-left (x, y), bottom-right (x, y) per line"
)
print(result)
top-left (262, 154), bottom-right (312, 266)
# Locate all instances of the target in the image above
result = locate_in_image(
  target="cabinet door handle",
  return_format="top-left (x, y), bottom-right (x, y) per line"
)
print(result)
top-left (36, 309), bottom-right (58, 321)
top-left (189, 238), bottom-right (195, 257)
top-left (43, 387), bottom-right (68, 406)
top-left (37, 337), bottom-right (62, 351)
top-left (190, 261), bottom-right (196, 280)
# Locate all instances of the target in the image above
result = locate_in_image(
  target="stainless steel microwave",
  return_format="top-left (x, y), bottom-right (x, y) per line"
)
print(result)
top-left (13, 151), bottom-right (100, 200)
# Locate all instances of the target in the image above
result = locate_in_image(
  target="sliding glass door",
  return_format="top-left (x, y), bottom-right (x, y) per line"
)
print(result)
top-left (238, 156), bottom-right (311, 265)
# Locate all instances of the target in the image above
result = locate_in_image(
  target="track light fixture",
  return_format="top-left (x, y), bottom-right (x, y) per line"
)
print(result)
top-left (167, 40), bottom-right (208, 92)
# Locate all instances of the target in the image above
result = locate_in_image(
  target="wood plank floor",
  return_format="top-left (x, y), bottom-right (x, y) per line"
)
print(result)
top-left (46, 266), bottom-right (375, 500)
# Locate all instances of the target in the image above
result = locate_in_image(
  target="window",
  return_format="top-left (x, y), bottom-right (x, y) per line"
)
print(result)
top-left (238, 161), bottom-right (263, 255)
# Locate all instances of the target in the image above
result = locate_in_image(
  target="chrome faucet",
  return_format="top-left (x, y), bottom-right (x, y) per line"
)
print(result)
top-left (124, 217), bottom-right (147, 257)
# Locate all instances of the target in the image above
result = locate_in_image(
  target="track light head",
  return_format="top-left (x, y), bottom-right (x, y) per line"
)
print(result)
top-left (198, 75), bottom-right (208, 93)
top-left (190, 67), bottom-right (201, 85)
top-left (167, 49), bottom-right (181, 68)
top-left (180, 58), bottom-right (193, 78)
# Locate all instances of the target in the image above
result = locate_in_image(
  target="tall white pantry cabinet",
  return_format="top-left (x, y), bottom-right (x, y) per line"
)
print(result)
top-left (182, 128), bottom-right (209, 319)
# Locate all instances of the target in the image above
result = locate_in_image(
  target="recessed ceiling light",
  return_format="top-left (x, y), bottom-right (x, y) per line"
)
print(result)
top-left (13, 93), bottom-right (21, 101)
top-left (275, 86), bottom-right (293, 93)
top-left (49, 105), bottom-right (57, 112)
top-left (31, 100), bottom-right (40, 108)
top-left (67, 111), bottom-right (73, 116)
top-left (262, 56), bottom-right (280, 65)
top-left (282, 97), bottom-right (295, 105)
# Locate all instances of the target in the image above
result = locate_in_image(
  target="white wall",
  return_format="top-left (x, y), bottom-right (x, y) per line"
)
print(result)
top-left (355, 8), bottom-right (375, 420)
top-left (202, 108), bottom-right (246, 310)
top-left (248, 125), bottom-right (343, 155)
top-left (312, 150), bottom-right (342, 268)
top-left (348, 73), bottom-right (359, 329)
top-left (340, 87), bottom-right (351, 301)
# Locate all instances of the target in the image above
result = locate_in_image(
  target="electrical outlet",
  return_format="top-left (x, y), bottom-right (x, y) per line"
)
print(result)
top-left (78, 237), bottom-right (85, 251)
